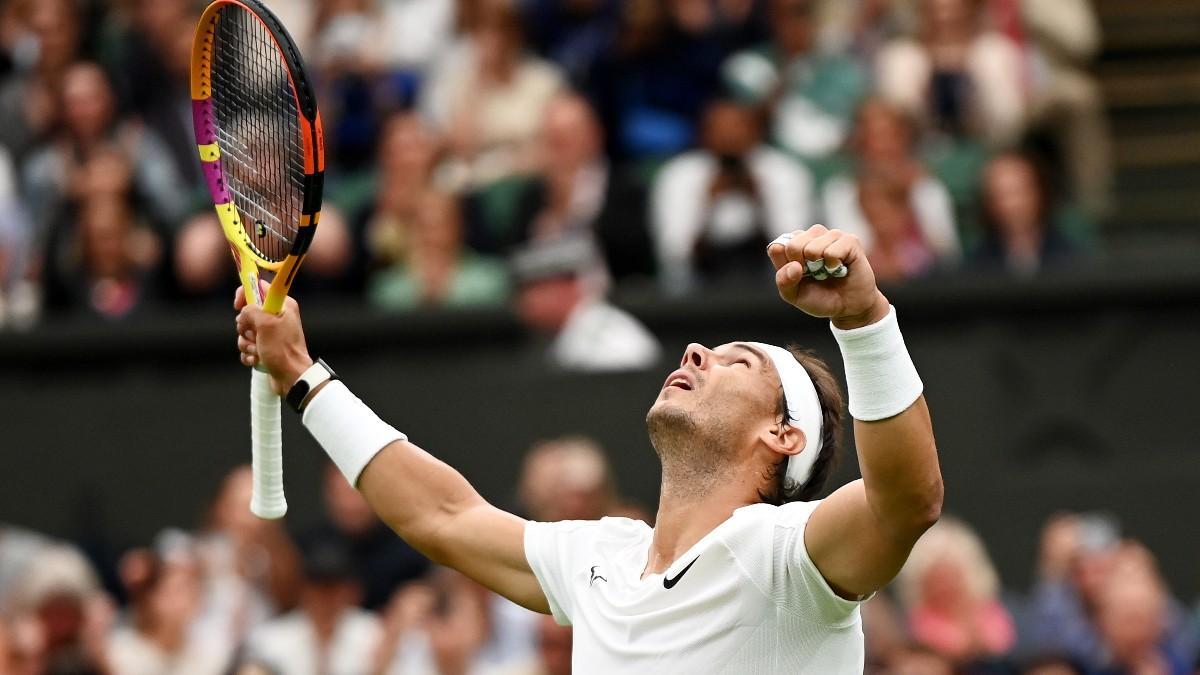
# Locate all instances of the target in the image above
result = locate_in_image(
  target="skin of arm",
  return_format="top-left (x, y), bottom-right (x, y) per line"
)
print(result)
top-left (767, 226), bottom-right (943, 599)
top-left (233, 287), bottom-right (550, 614)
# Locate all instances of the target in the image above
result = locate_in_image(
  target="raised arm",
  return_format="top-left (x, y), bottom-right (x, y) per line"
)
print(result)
top-left (234, 288), bottom-right (549, 613)
top-left (767, 226), bottom-right (943, 599)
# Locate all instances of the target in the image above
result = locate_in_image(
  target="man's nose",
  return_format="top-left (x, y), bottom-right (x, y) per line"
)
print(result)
top-left (682, 343), bottom-right (712, 370)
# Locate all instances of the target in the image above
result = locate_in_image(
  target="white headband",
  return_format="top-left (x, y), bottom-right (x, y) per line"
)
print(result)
top-left (746, 342), bottom-right (823, 488)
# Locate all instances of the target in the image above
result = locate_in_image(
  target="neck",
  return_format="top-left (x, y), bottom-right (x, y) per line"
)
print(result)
top-left (644, 461), bottom-right (761, 577)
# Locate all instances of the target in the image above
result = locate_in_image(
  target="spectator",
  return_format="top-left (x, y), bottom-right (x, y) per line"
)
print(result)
top-left (0, 524), bottom-right (52, 606)
top-left (584, 0), bottom-right (728, 160)
top-left (0, 0), bottom-right (82, 159)
top-left (723, 0), bottom-right (868, 168)
top-left (45, 188), bottom-right (163, 319)
top-left (1029, 514), bottom-right (1197, 674)
top-left (374, 570), bottom-right (494, 675)
top-left (299, 462), bottom-right (430, 612)
top-left (8, 544), bottom-right (112, 674)
top-left (1012, 0), bottom-right (1113, 218)
top-left (245, 533), bottom-right (381, 675)
top-left (22, 62), bottom-right (187, 240)
top-left (815, 0), bottom-right (916, 60)
top-left (367, 190), bottom-right (510, 311)
top-left (517, 436), bottom-right (619, 522)
top-left (106, 0), bottom-right (203, 186)
top-left (876, 0), bottom-right (1026, 147)
top-left (0, 146), bottom-right (38, 330)
top-left (359, 113), bottom-right (447, 273)
top-left (108, 532), bottom-right (233, 675)
top-left (821, 97), bottom-right (960, 280)
top-left (651, 98), bottom-right (814, 294)
top-left (896, 516), bottom-right (1016, 665)
top-left (422, 0), bottom-right (564, 191)
top-left (508, 93), bottom-right (655, 283)
top-left (975, 152), bottom-right (1072, 277)
top-left (512, 236), bottom-right (660, 372)
top-left (194, 466), bottom-right (302, 641)
top-left (1094, 551), bottom-right (1190, 675)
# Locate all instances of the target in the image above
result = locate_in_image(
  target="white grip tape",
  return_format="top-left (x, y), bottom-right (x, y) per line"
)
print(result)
top-left (830, 306), bottom-right (924, 421)
top-left (250, 367), bottom-right (287, 519)
top-left (302, 381), bottom-right (407, 488)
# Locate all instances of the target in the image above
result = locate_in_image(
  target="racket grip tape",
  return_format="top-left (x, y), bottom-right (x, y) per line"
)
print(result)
top-left (250, 367), bottom-right (287, 519)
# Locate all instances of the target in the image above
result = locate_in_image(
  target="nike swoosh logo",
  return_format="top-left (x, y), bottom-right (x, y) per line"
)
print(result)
top-left (663, 556), bottom-right (699, 589)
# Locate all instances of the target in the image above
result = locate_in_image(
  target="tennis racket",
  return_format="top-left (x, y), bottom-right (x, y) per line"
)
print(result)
top-left (191, 0), bottom-right (324, 519)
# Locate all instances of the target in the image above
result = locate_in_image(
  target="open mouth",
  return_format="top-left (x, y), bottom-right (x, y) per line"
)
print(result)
top-left (663, 370), bottom-right (694, 391)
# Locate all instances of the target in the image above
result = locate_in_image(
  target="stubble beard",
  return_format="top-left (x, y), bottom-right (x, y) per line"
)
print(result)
top-left (646, 402), bottom-right (735, 502)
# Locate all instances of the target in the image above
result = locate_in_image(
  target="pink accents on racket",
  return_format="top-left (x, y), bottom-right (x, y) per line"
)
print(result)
top-left (200, 155), bottom-right (232, 205)
top-left (192, 98), bottom-right (218, 145)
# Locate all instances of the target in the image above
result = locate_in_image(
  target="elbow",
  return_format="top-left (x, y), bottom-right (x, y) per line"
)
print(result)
top-left (912, 474), bottom-right (944, 533)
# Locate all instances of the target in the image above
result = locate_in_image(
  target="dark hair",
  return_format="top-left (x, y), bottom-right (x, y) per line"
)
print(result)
top-left (758, 347), bottom-right (844, 505)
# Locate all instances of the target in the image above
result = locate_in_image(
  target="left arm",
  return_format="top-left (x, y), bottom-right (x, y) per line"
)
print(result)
top-left (768, 226), bottom-right (943, 599)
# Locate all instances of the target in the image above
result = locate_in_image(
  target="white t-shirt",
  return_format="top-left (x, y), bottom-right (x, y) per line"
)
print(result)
top-left (524, 501), bottom-right (864, 674)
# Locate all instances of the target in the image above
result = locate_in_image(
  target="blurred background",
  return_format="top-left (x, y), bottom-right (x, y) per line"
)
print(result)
top-left (0, 0), bottom-right (1198, 673)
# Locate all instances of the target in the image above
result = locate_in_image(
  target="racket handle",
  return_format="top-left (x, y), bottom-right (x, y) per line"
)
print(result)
top-left (250, 367), bottom-right (287, 519)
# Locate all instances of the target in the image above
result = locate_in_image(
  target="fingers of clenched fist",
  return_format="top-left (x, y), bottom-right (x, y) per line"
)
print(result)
top-left (767, 226), bottom-right (860, 282)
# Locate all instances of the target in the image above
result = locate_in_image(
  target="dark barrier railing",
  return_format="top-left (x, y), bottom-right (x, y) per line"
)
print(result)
top-left (3, 259), bottom-right (1199, 597)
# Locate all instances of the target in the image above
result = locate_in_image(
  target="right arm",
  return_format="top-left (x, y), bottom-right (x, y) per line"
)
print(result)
top-left (234, 288), bottom-right (550, 614)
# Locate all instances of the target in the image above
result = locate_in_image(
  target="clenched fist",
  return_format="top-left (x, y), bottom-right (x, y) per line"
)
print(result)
top-left (766, 224), bottom-right (890, 330)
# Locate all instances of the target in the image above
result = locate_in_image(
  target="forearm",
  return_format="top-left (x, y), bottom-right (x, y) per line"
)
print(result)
top-left (834, 301), bottom-right (942, 537)
top-left (853, 399), bottom-right (943, 536)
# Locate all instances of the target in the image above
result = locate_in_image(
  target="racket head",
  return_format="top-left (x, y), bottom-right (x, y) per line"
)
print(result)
top-left (191, 0), bottom-right (324, 312)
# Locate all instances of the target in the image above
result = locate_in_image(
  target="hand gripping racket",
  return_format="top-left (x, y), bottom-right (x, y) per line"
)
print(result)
top-left (192, 0), bottom-right (324, 519)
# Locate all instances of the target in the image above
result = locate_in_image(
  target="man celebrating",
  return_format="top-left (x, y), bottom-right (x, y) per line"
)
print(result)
top-left (235, 225), bottom-right (943, 673)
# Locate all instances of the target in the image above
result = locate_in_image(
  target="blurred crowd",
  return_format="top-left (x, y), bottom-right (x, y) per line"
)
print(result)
top-left (0, 0), bottom-right (1110, 343)
top-left (2, 437), bottom-right (1197, 675)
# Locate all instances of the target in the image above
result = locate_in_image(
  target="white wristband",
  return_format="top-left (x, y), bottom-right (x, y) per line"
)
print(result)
top-left (830, 306), bottom-right (923, 421)
top-left (301, 381), bottom-right (407, 487)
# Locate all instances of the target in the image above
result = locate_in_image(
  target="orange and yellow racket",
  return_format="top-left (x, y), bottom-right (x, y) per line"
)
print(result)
top-left (192, 0), bottom-right (324, 519)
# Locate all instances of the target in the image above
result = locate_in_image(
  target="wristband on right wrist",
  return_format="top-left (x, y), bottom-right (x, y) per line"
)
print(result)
top-left (830, 305), bottom-right (923, 421)
top-left (301, 380), bottom-right (407, 487)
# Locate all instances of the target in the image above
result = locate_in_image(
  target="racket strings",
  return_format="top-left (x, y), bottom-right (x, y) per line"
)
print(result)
top-left (211, 6), bottom-right (306, 263)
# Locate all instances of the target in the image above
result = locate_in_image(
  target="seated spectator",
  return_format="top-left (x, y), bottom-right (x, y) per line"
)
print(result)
top-left (822, 98), bottom-right (960, 281)
top-left (584, 0), bottom-right (728, 160)
top-left (244, 533), bottom-right (381, 675)
top-left (1028, 514), bottom-right (1197, 674)
top-left (508, 93), bottom-right (655, 283)
top-left (45, 188), bottom-right (163, 319)
top-left (974, 152), bottom-right (1072, 277)
top-left (22, 62), bottom-right (187, 236)
top-left (195, 466), bottom-right (302, 640)
top-left (876, 0), bottom-right (1025, 147)
top-left (0, 0), bottom-right (81, 159)
top-left (517, 436), bottom-right (619, 522)
top-left (651, 99), bottom-right (814, 294)
top-left (1094, 548), bottom-right (1191, 675)
top-left (0, 146), bottom-right (38, 329)
top-left (815, 0), bottom-right (916, 61)
top-left (368, 190), bottom-right (509, 310)
top-left (374, 569), bottom-right (489, 675)
top-left (299, 462), bottom-right (430, 612)
top-left (8, 544), bottom-right (111, 674)
top-left (106, 0), bottom-right (204, 186)
top-left (513, 236), bottom-right (660, 372)
top-left (359, 113), bottom-right (447, 272)
top-left (108, 532), bottom-right (233, 675)
top-left (896, 516), bottom-right (1016, 665)
top-left (723, 0), bottom-right (868, 168)
top-left (1013, 0), bottom-right (1112, 218)
top-left (422, 0), bottom-right (564, 191)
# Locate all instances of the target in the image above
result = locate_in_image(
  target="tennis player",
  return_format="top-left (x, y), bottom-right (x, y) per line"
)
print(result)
top-left (234, 225), bottom-right (943, 673)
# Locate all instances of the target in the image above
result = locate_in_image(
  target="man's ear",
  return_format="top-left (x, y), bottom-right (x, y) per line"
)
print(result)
top-left (760, 423), bottom-right (804, 459)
